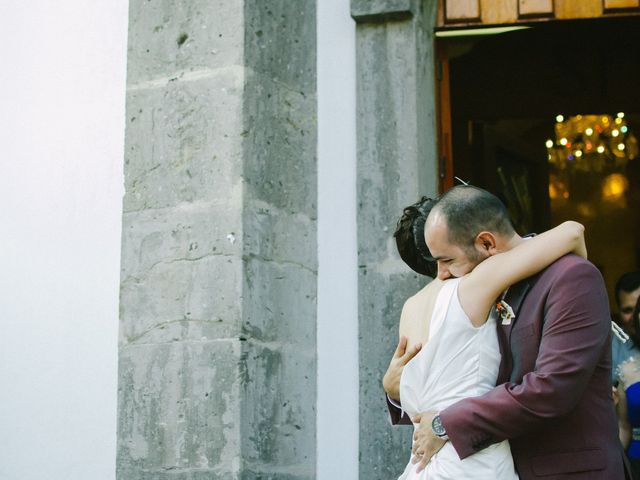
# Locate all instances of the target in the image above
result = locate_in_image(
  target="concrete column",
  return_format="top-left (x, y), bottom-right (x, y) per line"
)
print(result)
top-left (118, 1), bottom-right (317, 478)
top-left (351, 0), bottom-right (439, 478)
top-left (240, 1), bottom-right (317, 478)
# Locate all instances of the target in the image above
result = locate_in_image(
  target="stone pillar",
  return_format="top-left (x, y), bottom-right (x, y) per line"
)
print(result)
top-left (240, 1), bottom-right (317, 478)
top-left (351, 0), bottom-right (439, 478)
top-left (118, 1), bottom-right (317, 479)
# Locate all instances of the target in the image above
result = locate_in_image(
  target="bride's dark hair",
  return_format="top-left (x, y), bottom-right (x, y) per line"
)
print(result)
top-left (394, 196), bottom-right (437, 277)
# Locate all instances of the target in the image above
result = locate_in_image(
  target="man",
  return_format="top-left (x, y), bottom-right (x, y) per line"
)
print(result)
top-left (612, 272), bottom-right (640, 384)
top-left (384, 186), bottom-right (629, 479)
top-left (615, 272), bottom-right (640, 333)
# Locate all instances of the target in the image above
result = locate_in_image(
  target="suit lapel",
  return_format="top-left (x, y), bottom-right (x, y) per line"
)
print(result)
top-left (496, 279), bottom-right (531, 383)
top-left (503, 279), bottom-right (531, 338)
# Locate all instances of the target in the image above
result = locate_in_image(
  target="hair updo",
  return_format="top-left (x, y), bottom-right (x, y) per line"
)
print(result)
top-left (394, 196), bottom-right (437, 278)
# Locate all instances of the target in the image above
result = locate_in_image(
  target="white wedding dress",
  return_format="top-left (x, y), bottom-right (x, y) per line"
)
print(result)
top-left (397, 278), bottom-right (518, 480)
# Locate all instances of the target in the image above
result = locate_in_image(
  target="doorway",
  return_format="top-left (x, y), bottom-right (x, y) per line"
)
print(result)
top-left (439, 16), bottom-right (640, 306)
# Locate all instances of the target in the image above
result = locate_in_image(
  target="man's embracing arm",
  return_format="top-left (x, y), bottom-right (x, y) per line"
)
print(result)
top-left (442, 257), bottom-right (610, 459)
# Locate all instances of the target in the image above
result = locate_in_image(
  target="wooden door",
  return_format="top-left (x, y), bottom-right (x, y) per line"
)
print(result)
top-left (439, 0), bottom-right (640, 26)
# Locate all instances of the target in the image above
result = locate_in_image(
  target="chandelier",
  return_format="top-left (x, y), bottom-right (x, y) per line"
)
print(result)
top-left (547, 113), bottom-right (638, 206)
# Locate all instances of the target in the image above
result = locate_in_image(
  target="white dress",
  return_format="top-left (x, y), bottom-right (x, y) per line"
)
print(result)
top-left (397, 278), bottom-right (518, 480)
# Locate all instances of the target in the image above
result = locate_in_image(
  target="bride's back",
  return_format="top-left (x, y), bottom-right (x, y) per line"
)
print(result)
top-left (399, 279), bottom-right (444, 348)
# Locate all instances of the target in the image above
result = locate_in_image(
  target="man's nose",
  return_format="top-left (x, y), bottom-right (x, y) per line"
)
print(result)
top-left (437, 263), bottom-right (452, 280)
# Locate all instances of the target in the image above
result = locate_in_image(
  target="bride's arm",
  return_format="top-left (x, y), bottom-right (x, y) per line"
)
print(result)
top-left (459, 221), bottom-right (586, 326)
top-left (384, 280), bottom-right (445, 400)
top-left (383, 299), bottom-right (423, 403)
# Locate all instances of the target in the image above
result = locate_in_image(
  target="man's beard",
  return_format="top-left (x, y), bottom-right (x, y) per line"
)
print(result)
top-left (467, 246), bottom-right (491, 268)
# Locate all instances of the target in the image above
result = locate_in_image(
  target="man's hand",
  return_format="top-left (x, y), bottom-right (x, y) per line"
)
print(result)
top-left (383, 336), bottom-right (422, 401)
top-left (411, 412), bottom-right (447, 473)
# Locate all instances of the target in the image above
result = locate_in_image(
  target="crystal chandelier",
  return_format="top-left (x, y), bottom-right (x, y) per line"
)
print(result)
top-left (547, 113), bottom-right (638, 205)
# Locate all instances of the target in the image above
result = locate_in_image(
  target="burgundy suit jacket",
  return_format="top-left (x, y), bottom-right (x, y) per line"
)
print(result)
top-left (388, 255), bottom-right (630, 479)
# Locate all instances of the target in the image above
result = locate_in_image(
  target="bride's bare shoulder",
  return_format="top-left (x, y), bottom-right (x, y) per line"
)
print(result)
top-left (399, 278), bottom-right (444, 343)
top-left (404, 279), bottom-right (444, 311)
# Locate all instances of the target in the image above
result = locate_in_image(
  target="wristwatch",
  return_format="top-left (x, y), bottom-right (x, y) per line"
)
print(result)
top-left (431, 414), bottom-right (448, 439)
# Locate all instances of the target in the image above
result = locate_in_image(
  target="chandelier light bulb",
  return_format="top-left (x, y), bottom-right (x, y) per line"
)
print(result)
top-left (548, 114), bottom-right (637, 207)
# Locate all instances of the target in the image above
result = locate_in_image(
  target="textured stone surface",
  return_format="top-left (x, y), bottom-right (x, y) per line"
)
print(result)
top-left (240, 0), bottom-right (318, 476)
top-left (123, 69), bottom-right (244, 213)
top-left (241, 471), bottom-right (314, 480)
top-left (359, 270), bottom-right (426, 478)
top-left (242, 258), bottom-right (316, 347)
top-left (117, 340), bottom-right (241, 479)
top-left (355, 18), bottom-right (437, 264)
top-left (127, 0), bottom-right (244, 85)
top-left (120, 202), bottom-right (243, 345)
top-left (242, 75), bottom-right (317, 216)
top-left (240, 342), bottom-right (316, 467)
top-left (120, 254), bottom-right (242, 344)
top-left (119, 0), bottom-right (318, 478)
top-left (243, 201), bottom-right (316, 269)
top-left (244, 0), bottom-right (316, 94)
top-left (120, 0), bottom-right (248, 477)
top-left (121, 201), bottom-right (242, 280)
top-left (351, 0), bottom-right (413, 22)
top-left (355, 1), bottom-right (439, 478)
top-left (243, 0), bottom-right (317, 218)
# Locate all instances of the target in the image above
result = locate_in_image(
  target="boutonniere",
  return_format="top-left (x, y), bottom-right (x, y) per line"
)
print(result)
top-left (496, 300), bottom-right (515, 325)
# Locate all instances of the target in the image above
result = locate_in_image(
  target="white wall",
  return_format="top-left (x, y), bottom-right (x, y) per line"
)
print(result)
top-left (317, 0), bottom-right (359, 478)
top-left (0, 1), bottom-right (128, 479)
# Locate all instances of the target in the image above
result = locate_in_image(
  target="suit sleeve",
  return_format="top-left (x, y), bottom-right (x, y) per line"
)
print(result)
top-left (440, 259), bottom-right (611, 459)
top-left (386, 394), bottom-right (412, 425)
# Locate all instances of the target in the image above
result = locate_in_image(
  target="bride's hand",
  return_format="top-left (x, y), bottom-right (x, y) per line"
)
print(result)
top-left (411, 412), bottom-right (446, 473)
top-left (383, 336), bottom-right (422, 401)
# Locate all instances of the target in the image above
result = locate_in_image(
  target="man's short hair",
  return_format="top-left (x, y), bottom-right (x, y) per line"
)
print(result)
top-left (432, 185), bottom-right (516, 253)
top-left (615, 271), bottom-right (640, 306)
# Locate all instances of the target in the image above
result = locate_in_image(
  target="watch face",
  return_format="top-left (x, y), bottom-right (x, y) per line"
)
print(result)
top-left (432, 415), bottom-right (446, 436)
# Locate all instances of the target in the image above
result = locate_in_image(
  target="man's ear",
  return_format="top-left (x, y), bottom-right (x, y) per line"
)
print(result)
top-left (475, 231), bottom-right (499, 255)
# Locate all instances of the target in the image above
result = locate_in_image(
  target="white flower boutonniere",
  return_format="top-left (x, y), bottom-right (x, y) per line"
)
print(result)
top-left (496, 300), bottom-right (515, 325)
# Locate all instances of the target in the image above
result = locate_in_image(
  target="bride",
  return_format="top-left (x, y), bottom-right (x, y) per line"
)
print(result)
top-left (384, 196), bottom-right (587, 480)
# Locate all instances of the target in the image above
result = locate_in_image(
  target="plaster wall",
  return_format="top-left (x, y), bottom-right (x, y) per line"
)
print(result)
top-left (0, 1), bottom-right (127, 479)
top-left (317, 0), bottom-right (359, 478)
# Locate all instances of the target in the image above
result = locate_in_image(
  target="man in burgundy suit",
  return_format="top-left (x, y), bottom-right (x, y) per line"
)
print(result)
top-left (385, 186), bottom-right (630, 479)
